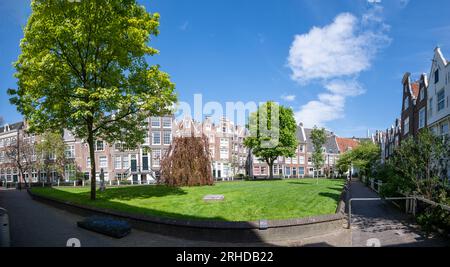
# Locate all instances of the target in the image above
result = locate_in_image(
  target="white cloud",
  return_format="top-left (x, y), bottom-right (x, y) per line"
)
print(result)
top-left (295, 93), bottom-right (345, 128)
top-left (325, 79), bottom-right (365, 97)
top-left (288, 7), bottom-right (390, 128)
top-left (288, 13), bottom-right (389, 83)
top-left (281, 94), bottom-right (296, 102)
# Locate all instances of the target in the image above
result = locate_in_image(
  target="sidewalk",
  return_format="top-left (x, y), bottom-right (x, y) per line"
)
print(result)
top-left (349, 179), bottom-right (449, 247)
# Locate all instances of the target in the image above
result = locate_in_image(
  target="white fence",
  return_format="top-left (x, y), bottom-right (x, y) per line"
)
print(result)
top-left (362, 176), bottom-right (383, 193)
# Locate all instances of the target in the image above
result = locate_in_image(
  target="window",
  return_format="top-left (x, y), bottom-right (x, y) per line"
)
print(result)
top-left (220, 148), bottom-right (229, 160)
top-left (419, 107), bottom-right (426, 129)
top-left (114, 156), bottom-right (122, 169)
top-left (99, 156), bottom-right (108, 168)
top-left (292, 156), bottom-right (298, 164)
top-left (95, 140), bottom-right (104, 151)
top-left (143, 131), bottom-right (149, 144)
top-left (299, 145), bottom-right (305, 153)
top-left (163, 131), bottom-right (171, 145)
top-left (404, 96), bottom-right (409, 110)
top-left (308, 157), bottom-right (312, 165)
top-left (299, 167), bottom-right (305, 175)
top-left (435, 69), bottom-right (439, 84)
top-left (114, 143), bottom-right (123, 151)
top-left (151, 117), bottom-right (161, 128)
top-left (65, 145), bottom-right (75, 158)
top-left (403, 117), bottom-right (410, 135)
top-left (220, 138), bottom-right (229, 146)
top-left (152, 149), bottom-right (161, 167)
top-left (299, 156), bottom-right (305, 164)
top-left (419, 88), bottom-right (425, 101)
top-left (441, 123), bottom-right (449, 136)
top-left (438, 89), bottom-right (445, 112)
top-left (48, 152), bottom-right (56, 160)
top-left (64, 164), bottom-right (76, 181)
top-left (152, 132), bottom-right (161, 145)
top-left (162, 117), bottom-right (172, 128)
top-left (285, 167), bottom-right (291, 176)
top-left (86, 157), bottom-right (91, 168)
top-left (122, 155), bottom-right (129, 169)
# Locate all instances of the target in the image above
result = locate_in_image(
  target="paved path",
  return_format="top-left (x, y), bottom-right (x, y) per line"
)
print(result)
top-left (0, 188), bottom-right (350, 247)
top-left (349, 180), bottom-right (449, 247)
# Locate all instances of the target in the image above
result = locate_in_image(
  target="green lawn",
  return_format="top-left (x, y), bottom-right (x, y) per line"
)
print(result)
top-left (30, 178), bottom-right (345, 222)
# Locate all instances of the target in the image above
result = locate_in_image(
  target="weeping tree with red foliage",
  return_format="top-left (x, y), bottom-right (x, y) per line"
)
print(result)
top-left (160, 135), bottom-right (214, 187)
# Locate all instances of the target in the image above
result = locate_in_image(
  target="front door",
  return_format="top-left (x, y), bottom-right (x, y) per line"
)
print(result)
top-left (131, 156), bottom-right (137, 172)
top-left (142, 154), bottom-right (149, 171)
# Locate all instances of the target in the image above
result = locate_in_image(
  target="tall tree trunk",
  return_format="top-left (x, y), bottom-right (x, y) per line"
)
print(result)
top-left (87, 122), bottom-right (96, 200)
top-left (268, 159), bottom-right (274, 180)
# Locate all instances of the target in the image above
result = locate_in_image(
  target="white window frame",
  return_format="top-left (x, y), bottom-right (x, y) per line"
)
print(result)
top-left (403, 117), bottom-right (410, 135)
top-left (99, 156), bottom-right (108, 168)
top-left (162, 117), bottom-right (172, 128)
top-left (419, 107), bottom-right (426, 129)
top-left (152, 132), bottom-right (161, 145)
top-left (114, 156), bottom-right (122, 170)
top-left (437, 89), bottom-right (445, 112)
top-left (95, 140), bottom-right (105, 152)
top-left (151, 117), bottom-right (161, 128)
top-left (163, 131), bottom-right (172, 145)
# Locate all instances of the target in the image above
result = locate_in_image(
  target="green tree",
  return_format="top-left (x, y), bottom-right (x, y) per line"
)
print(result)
top-left (244, 102), bottom-right (298, 179)
top-left (310, 127), bottom-right (327, 180)
top-left (35, 131), bottom-right (67, 183)
top-left (336, 141), bottom-right (379, 179)
top-left (9, 0), bottom-right (177, 200)
top-left (388, 129), bottom-right (448, 199)
top-left (336, 151), bottom-right (352, 177)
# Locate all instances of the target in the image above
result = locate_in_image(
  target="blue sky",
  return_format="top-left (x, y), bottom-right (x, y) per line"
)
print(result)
top-left (1, 0), bottom-right (450, 137)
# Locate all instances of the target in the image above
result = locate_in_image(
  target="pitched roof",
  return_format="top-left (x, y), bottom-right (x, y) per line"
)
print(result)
top-left (336, 137), bottom-right (360, 154)
top-left (0, 121), bottom-right (24, 134)
top-left (303, 128), bottom-right (340, 154)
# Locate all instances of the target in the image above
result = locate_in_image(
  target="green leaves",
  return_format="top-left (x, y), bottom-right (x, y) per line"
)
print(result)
top-left (10, 0), bottom-right (177, 199)
top-left (10, 0), bottom-right (177, 143)
top-left (336, 141), bottom-right (380, 178)
top-left (244, 102), bottom-right (298, 177)
top-left (310, 127), bottom-right (327, 172)
top-left (388, 129), bottom-right (449, 199)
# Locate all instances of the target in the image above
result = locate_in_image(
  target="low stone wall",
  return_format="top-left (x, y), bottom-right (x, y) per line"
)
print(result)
top-left (28, 185), bottom-right (348, 243)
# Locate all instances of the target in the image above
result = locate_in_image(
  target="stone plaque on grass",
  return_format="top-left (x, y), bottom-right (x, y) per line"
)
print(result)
top-left (203, 195), bottom-right (225, 202)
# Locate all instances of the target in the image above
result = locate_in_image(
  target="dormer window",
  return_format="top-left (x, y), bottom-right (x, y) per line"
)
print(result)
top-left (404, 96), bottom-right (409, 110)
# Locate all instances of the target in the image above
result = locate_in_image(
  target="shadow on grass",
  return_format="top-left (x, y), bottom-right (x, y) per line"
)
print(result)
top-left (34, 186), bottom-right (225, 222)
top-left (97, 185), bottom-right (187, 201)
top-left (318, 192), bottom-right (342, 203)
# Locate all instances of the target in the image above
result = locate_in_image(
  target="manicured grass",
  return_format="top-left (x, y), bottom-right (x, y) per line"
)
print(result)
top-left (30, 179), bottom-right (345, 222)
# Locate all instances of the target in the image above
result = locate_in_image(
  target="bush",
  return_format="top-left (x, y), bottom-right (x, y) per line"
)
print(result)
top-left (160, 135), bottom-right (213, 187)
top-left (416, 206), bottom-right (450, 236)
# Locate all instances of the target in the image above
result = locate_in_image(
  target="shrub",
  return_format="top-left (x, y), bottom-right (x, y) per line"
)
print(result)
top-left (160, 135), bottom-right (214, 187)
